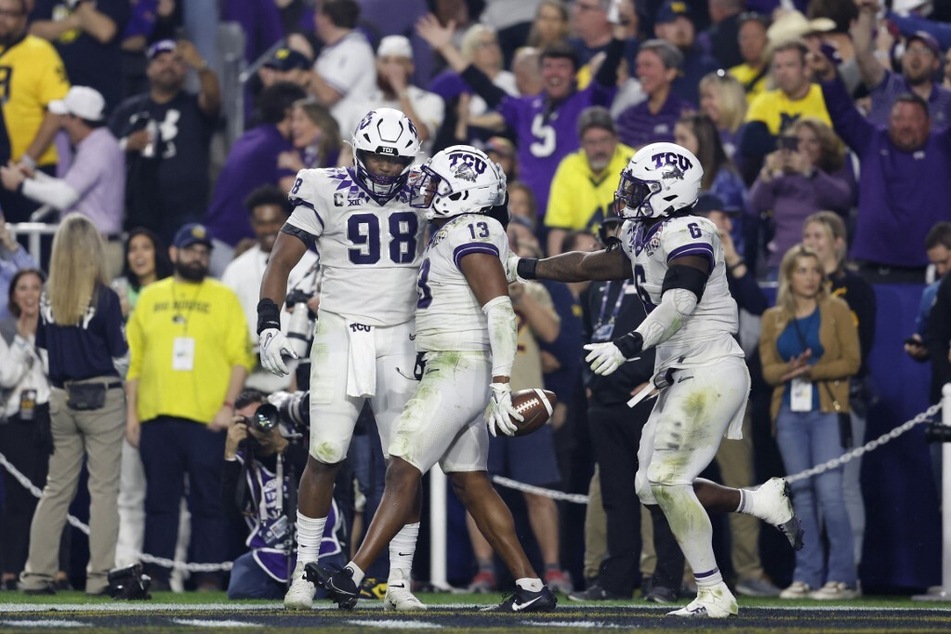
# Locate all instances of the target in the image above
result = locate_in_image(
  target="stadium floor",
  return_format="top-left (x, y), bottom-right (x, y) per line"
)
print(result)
top-left (1, 599), bottom-right (950, 633)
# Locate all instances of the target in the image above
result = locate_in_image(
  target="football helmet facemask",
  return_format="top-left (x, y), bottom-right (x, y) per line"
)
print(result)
top-left (410, 145), bottom-right (506, 220)
top-left (615, 142), bottom-right (703, 220)
top-left (351, 108), bottom-right (420, 201)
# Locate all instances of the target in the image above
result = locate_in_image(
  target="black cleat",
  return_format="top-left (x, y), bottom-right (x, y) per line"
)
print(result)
top-left (482, 585), bottom-right (557, 613)
top-left (305, 563), bottom-right (359, 610)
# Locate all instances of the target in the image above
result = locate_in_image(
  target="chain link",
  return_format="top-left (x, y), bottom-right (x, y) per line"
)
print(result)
top-left (0, 451), bottom-right (232, 572)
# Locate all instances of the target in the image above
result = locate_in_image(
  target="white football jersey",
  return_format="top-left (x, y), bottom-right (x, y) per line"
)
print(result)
top-left (286, 167), bottom-right (424, 327)
top-left (414, 214), bottom-right (510, 351)
top-left (621, 215), bottom-right (743, 371)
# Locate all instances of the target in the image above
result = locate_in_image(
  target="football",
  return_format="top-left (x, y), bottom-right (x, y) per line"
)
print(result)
top-left (510, 388), bottom-right (558, 437)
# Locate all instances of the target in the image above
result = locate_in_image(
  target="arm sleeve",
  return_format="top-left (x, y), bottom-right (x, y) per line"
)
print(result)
top-left (483, 295), bottom-right (518, 378)
top-left (20, 177), bottom-right (80, 210)
top-left (821, 77), bottom-right (874, 155)
top-left (809, 299), bottom-right (861, 381)
top-left (727, 271), bottom-right (769, 316)
top-left (634, 286), bottom-right (698, 349)
top-left (460, 65), bottom-right (509, 111)
top-left (0, 336), bottom-right (30, 388)
top-left (811, 170), bottom-right (854, 211)
top-left (593, 37), bottom-right (625, 88)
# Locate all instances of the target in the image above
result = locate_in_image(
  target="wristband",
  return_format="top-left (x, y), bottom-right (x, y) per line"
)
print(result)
top-left (256, 298), bottom-right (281, 335)
top-left (516, 257), bottom-right (538, 280)
top-left (614, 331), bottom-right (643, 358)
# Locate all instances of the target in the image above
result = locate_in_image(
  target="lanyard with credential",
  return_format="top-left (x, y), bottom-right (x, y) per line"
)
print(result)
top-left (592, 280), bottom-right (629, 342)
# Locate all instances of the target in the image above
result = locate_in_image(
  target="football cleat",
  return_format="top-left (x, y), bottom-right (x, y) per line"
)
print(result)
top-left (755, 477), bottom-right (804, 551)
top-left (305, 563), bottom-right (359, 610)
top-left (482, 585), bottom-right (557, 613)
top-left (667, 582), bottom-right (738, 618)
top-left (384, 582), bottom-right (427, 611)
top-left (283, 561), bottom-right (316, 610)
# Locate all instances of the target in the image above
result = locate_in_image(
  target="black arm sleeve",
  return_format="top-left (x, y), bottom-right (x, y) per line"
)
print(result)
top-left (461, 65), bottom-right (509, 111)
top-left (727, 269), bottom-right (769, 316)
top-left (593, 38), bottom-right (626, 88)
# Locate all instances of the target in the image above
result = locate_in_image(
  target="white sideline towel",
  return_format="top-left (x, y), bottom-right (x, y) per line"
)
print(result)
top-left (346, 320), bottom-right (376, 397)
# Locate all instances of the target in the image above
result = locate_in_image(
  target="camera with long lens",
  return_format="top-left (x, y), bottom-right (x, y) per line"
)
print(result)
top-left (925, 422), bottom-right (951, 444)
top-left (285, 288), bottom-right (315, 359)
top-left (244, 391), bottom-right (310, 442)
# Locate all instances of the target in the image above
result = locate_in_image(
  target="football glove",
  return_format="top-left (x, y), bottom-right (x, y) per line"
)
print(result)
top-left (259, 328), bottom-right (297, 377)
top-left (505, 253), bottom-right (523, 284)
top-left (583, 342), bottom-right (628, 376)
top-left (484, 382), bottom-right (523, 437)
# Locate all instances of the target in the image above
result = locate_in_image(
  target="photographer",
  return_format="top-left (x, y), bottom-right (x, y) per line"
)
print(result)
top-left (223, 389), bottom-right (344, 600)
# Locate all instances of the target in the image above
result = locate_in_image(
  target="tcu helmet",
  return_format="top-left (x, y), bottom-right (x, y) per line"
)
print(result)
top-left (352, 108), bottom-right (420, 200)
top-left (615, 142), bottom-right (703, 220)
top-left (411, 145), bottom-right (506, 220)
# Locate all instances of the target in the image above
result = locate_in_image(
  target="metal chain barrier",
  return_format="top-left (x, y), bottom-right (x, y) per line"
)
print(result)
top-left (491, 475), bottom-right (591, 504)
top-left (0, 451), bottom-right (232, 572)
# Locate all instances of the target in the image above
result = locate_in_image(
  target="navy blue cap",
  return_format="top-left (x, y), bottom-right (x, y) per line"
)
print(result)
top-left (656, 0), bottom-right (692, 24)
top-left (172, 223), bottom-right (213, 249)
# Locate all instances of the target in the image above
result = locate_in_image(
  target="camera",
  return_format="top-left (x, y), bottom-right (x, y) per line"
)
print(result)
top-left (246, 390), bottom-right (310, 439)
top-left (285, 289), bottom-right (315, 359)
top-left (777, 136), bottom-right (798, 152)
top-left (924, 422), bottom-right (951, 444)
top-left (244, 404), bottom-right (279, 434)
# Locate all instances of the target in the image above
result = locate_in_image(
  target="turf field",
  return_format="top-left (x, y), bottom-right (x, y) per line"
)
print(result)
top-left (1, 591), bottom-right (950, 633)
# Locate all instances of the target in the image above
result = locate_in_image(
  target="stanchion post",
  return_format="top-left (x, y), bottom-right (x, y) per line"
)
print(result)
top-left (943, 383), bottom-right (951, 594)
top-left (429, 464), bottom-right (450, 590)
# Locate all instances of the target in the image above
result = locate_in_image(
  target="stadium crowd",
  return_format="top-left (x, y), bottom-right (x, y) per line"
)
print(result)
top-left (0, 0), bottom-right (950, 608)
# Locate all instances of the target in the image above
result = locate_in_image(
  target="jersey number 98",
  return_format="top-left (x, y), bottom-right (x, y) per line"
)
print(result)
top-left (348, 212), bottom-right (419, 265)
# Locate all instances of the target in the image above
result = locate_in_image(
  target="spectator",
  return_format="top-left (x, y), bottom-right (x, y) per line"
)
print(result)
top-left (221, 186), bottom-right (319, 393)
top-left (260, 48), bottom-right (313, 92)
top-left (0, 86), bottom-right (126, 277)
top-left (802, 211), bottom-right (876, 568)
top-left (809, 50), bottom-right (951, 280)
top-left (0, 268), bottom-right (65, 592)
top-left (109, 39), bottom-right (220, 244)
top-left (529, 0), bottom-right (570, 49)
top-left (204, 82), bottom-right (308, 273)
top-left (20, 214), bottom-right (128, 596)
top-left (759, 244), bottom-right (860, 600)
top-left (278, 99), bottom-right (346, 176)
top-left (727, 12), bottom-right (770, 102)
top-left (428, 23), bottom-right (518, 151)
top-left (673, 113), bottom-right (747, 217)
top-left (652, 0), bottom-right (719, 106)
top-left (852, 1), bottom-right (951, 132)
top-left (544, 106), bottom-right (635, 255)
top-left (309, 0), bottom-right (376, 134)
top-left (29, 0), bottom-right (130, 111)
top-left (0, 217), bottom-right (38, 319)
top-left (481, 0), bottom-right (542, 67)
top-left (0, 0), bottom-right (69, 223)
top-left (355, 0), bottom-right (433, 86)
top-left (356, 35), bottom-right (445, 159)
top-left (125, 222), bottom-right (253, 591)
top-left (615, 39), bottom-right (694, 150)
top-left (419, 15), bottom-right (623, 221)
top-left (700, 0), bottom-right (745, 69)
top-left (698, 70), bottom-right (748, 159)
top-left (739, 39), bottom-right (832, 185)
top-left (507, 181), bottom-right (538, 237)
top-left (223, 389), bottom-right (345, 600)
top-left (906, 222), bottom-right (951, 365)
top-left (924, 269), bottom-right (951, 407)
top-left (748, 117), bottom-right (853, 277)
top-left (483, 136), bottom-right (517, 180)
top-left (112, 228), bottom-right (172, 570)
top-left (512, 45), bottom-right (544, 97)
top-left (568, 0), bottom-right (638, 88)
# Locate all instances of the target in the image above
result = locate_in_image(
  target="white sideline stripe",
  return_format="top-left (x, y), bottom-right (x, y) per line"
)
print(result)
top-left (525, 621), bottom-right (623, 628)
top-left (0, 619), bottom-right (89, 628)
top-left (347, 620), bottom-right (441, 629)
top-left (171, 619), bottom-right (260, 628)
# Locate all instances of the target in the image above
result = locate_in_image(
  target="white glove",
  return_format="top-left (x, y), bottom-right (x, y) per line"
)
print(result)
top-left (584, 342), bottom-right (628, 376)
top-left (259, 328), bottom-right (297, 376)
top-left (484, 382), bottom-right (523, 437)
top-left (505, 253), bottom-right (523, 284)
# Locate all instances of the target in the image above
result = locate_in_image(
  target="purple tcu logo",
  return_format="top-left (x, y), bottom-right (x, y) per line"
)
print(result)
top-left (447, 152), bottom-right (487, 182)
top-left (650, 152), bottom-right (693, 174)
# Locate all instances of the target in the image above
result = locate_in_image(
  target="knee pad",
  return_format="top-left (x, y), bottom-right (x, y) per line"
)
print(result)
top-left (309, 438), bottom-right (348, 464)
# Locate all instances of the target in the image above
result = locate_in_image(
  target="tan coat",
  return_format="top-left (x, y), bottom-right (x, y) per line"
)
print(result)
top-left (759, 296), bottom-right (861, 423)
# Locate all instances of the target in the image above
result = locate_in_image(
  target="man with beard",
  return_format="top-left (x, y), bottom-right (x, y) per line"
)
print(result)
top-left (109, 39), bottom-right (220, 245)
top-left (351, 35), bottom-right (444, 159)
top-left (544, 107), bottom-right (635, 256)
top-left (809, 46), bottom-right (951, 281)
top-left (126, 222), bottom-right (254, 591)
top-left (853, 0), bottom-right (951, 132)
top-left (222, 186), bottom-right (319, 392)
top-left (0, 0), bottom-right (69, 223)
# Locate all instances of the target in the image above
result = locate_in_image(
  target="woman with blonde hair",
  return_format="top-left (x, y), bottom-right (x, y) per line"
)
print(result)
top-left (528, 0), bottom-right (570, 49)
top-left (759, 244), bottom-right (860, 601)
top-left (19, 214), bottom-right (128, 596)
top-left (698, 71), bottom-right (749, 158)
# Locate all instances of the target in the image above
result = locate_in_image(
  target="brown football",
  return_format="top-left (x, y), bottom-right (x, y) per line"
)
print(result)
top-left (510, 388), bottom-right (558, 437)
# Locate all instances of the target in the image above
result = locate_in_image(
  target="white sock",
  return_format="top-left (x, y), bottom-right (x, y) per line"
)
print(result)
top-left (516, 577), bottom-right (544, 592)
top-left (388, 522), bottom-right (420, 585)
top-left (695, 567), bottom-right (724, 589)
top-left (296, 511), bottom-right (327, 564)
top-left (345, 562), bottom-right (365, 587)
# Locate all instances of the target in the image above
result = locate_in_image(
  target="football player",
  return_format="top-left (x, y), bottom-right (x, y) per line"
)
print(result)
top-left (257, 108), bottom-right (426, 611)
top-left (311, 145), bottom-right (557, 613)
top-left (509, 142), bottom-right (804, 618)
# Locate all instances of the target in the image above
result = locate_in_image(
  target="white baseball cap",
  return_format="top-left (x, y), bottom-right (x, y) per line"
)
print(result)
top-left (48, 86), bottom-right (106, 122)
top-left (377, 35), bottom-right (413, 60)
